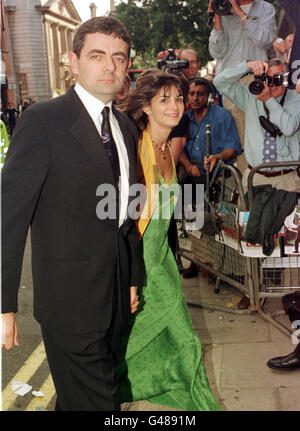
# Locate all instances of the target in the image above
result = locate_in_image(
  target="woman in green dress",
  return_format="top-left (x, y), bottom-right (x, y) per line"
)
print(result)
top-left (116, 70), bottom-right (220, 411)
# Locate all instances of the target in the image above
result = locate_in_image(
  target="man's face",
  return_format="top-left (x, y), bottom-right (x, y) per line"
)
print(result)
top-left (188, 83), bottom-right (208, 111)
top-left (180, 51), bottom-right (200, 79)
top-left (267, 64), bottom-right (286, 99)
top-left (239, 0), bottom-right (254, 5)
top-left (69, 32), bottom-right (129, 104)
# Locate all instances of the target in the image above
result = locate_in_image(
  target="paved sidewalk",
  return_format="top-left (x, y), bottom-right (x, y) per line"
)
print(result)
top-left (123, 269), bottom-right (300, 412)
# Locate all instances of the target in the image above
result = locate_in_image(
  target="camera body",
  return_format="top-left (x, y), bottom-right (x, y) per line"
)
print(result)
top-left (211, 0), bottom-right (237, 16)
top-left (249, 72), bottom-right (289, 95)
top-left (259, 115), bottom-right (283, 138)
top-left (157, 49), bottom-right (189, 74)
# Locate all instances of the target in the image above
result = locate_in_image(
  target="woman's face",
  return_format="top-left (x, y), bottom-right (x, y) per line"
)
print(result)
top-left (143, 85), bottom-right (184, 130)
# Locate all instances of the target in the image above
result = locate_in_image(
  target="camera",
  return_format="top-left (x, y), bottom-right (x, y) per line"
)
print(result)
top-left (157, 49), bottom-right (189, 74)
top-left (211, 0), bottom-right (235, 16)
top-left (248, 73), bottom-right (268, 95)
top-left (249, 72), bottom-right (289, 95)
top-left (259, 116), bottom-right (283, 138)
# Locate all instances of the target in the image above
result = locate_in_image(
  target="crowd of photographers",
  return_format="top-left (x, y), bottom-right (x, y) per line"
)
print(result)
top-left (150, 0), bottom-right (300, 372)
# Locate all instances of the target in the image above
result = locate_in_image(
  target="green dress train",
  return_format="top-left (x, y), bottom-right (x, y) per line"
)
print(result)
top-left (116, 163), bottom-right (220, 411)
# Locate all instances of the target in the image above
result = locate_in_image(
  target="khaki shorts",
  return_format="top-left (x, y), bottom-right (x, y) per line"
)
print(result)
top-left (242, 167), bottom-right (300, 194)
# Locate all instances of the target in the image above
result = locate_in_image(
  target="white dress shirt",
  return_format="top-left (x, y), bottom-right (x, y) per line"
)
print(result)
top-left (74, 82), bottom-right (129, 226)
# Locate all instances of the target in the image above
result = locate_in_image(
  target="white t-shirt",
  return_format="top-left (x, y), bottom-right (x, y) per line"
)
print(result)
top-left (240, 4), bottom-right (252, 15)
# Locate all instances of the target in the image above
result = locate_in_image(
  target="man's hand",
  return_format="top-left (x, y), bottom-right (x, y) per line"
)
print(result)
top-left (208, 0), bottom-right (222, 30)
top-left (229, 0), bottom-right (242, 15)
top-left (2, 313), bottom-right (19, 350)
top-left (247, 60), bottom-right (268, 77)
top-left (296, 78), bottom-right (300, 94)
top-left (187, 164), bottom-right (201, 177)
top-left (204, 155), bottom-right (218, 172)
top-left (130, 286), bottom-right (139, 314)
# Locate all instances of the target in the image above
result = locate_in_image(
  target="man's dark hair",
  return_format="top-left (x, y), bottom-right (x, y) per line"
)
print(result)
top-left (120, 69), bottom-right (188, 133)
top-left (72, 16), bottom-right (131, 59)
top-left (188, 77), bottom-right (217, 97)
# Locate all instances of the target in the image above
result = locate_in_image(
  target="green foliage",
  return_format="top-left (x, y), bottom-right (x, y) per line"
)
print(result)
top-left (114, 0), bottom-right (212, 68)
top-left (113, 0), bottom-right (283, 69)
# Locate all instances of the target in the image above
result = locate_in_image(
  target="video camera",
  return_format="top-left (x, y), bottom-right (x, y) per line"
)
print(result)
top-left (157, 49), bottom-right (189, 75)
top-left (249, 72), bottom-right (289, 95)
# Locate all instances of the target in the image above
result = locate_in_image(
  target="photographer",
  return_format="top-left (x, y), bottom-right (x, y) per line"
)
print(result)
top-left (179, 77), bottom-right (241, 278)
top-left (214, 58), bottom-right (300, 193)
top-left (208, 0), bottom-right (276, 173)
top-left (208, 0), bottom-right (276, 75)
top-left (178, 48), bottom-right (201, 80)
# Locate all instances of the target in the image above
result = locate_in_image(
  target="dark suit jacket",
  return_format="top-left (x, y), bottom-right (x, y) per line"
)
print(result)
top-left (278, 0), bottom-right (300, 89)
top-left (1, 86), bottom-right (142, 335)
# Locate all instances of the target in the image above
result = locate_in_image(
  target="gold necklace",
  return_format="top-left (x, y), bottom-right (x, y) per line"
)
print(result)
top-left (151, 139), bottom-right (169, 160)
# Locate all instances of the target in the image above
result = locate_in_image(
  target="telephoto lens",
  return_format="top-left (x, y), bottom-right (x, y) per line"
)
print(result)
top-left (248, 74), bottom-right (268, 95)
top-left (249, 79), bottom-right (265, 95)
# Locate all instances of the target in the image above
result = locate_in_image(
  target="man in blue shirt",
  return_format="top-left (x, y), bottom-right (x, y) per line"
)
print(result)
top-left (179, 77), bottom-right (241, 278)
top-left (179, 77), bottom-right (241, 177)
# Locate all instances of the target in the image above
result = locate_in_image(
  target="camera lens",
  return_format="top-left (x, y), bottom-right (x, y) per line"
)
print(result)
top-left (249, 79), bottom-right (264, 95)
top-left (272, 75), bottom-right (282, 87)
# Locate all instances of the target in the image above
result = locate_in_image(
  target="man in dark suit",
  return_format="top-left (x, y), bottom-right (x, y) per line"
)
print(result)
top-left (1, 17), bottom-right (142, 411)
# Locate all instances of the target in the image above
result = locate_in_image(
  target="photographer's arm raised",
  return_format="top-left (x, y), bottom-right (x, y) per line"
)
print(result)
top-left (242, 2), bottom-right (276, 48)
top-left (213, 61), bottom-right (252, 112)
top-left (208, 0), bottom-right (228, 59)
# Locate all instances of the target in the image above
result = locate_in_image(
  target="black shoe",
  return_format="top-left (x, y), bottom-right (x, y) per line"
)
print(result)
top-left (183, 263), bottom-right (199, 279)
top-left (267, 351), bottom-right (300, 371)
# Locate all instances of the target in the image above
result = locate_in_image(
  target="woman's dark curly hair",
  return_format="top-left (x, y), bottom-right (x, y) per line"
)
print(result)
top-left (119, 69), bottom-right (188, 133)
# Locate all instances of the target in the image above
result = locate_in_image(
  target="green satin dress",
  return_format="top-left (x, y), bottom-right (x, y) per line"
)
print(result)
top-left (116, 164), bottom-right (220, 411)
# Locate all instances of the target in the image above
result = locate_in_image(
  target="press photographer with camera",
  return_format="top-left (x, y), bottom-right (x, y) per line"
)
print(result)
top-left (214, 58), bottom-right (300, 193)
top-left (208, 0), bottom-right (276, 74)
top-left (208, 0), bottom-right (276, 173)
top-left (178, 48), bottom-right (201, 80)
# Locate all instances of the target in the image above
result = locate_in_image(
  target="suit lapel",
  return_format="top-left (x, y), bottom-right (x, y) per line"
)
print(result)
top-left (66, 87), bottom-right (116, 185)
top-left (65, 88), bottom-right (139, 225)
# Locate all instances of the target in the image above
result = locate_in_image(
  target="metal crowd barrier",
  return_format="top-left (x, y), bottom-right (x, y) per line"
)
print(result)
top-left (176, 161), bottom-right (300, 335)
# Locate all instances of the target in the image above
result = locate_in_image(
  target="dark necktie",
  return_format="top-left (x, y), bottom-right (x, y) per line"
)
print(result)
top-left (101, 106), bottom-right (120, 185)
